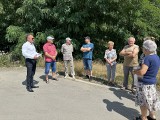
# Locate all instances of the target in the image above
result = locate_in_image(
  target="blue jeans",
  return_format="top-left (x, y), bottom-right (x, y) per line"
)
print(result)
top-left (45, 61), bottom-right (56, 75)
top-left (106, 63), bottom-right (116, 81)
top-left (83, 59), bottom-right (92, 70)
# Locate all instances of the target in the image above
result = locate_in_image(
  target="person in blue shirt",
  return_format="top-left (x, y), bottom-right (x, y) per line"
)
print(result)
top-left (80, 36), bottom-right (94, 81)
top-left (133, 40), bottom-right (160, 120)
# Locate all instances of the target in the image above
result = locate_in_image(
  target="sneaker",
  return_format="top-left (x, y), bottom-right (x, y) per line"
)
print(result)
top-left (52, 77), bottom-right (58, 81)
top-left (110, 82), bottom-right (116, 87)
top-left (120, 86), bottom-right (128, 90)
top-left (64, 74), bottom-right (69, 79)
top-left (89, 76), bottom-right (92, 81)
top-left (72, 75), bottom-right (76, 80)
top-left (84, 75), bottom-right (89, 79)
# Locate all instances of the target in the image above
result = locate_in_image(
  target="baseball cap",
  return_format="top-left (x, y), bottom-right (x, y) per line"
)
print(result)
top-left (66, 37), bottom-right (72, 41)
top-left (47, 36), bottom-right (54, 40)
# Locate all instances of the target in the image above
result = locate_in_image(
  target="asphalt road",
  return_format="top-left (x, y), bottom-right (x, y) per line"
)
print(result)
top-left (0, 67), bottom-right (159, 120)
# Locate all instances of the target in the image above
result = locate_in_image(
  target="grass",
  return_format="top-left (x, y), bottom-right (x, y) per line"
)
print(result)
top-left (0, 55), bottom-right (160, 89)
top-left (38, 59), bottom-right (160, 90)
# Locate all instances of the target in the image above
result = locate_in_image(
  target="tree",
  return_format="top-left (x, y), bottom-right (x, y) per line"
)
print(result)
top-left (0, 0), bottom-right (159, 60)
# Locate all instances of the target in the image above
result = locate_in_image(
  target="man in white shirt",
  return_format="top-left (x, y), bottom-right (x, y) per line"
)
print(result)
top-left (22, 34), bottom-right (40, 92)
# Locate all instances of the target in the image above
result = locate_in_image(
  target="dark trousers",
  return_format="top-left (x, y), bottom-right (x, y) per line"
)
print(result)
top-left (25, 59), bottom-right (37, 89)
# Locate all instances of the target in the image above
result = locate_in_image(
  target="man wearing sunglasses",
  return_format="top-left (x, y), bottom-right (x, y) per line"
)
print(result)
top-left (22, 34), bottom-right (40, 92)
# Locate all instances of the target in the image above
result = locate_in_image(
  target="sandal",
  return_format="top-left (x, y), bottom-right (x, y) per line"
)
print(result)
top-left (46, 79), bottom-right (49, 84)
top-left (52, 77), bottom-right (58, 81)
top-left (147, 116), bottom-right (156, 120)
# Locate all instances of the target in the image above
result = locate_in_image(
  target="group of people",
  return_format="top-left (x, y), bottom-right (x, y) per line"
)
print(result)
top-left (22, 34), bottom-right (160, 120)
top-left (105, 37), bottom-right (160, 120)
top-left (22, 34), bottom-right (94, 91)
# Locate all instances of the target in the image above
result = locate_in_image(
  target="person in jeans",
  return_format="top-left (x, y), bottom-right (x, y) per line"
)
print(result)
top-left (22, 34), bottom-right (40, 92)
top-left (104, 41), bottom-right (117, 86)
top-left (43, 36), bottom-right (58, 83)
top-left (133, 40), bottom-right (160, 120)
top-left (61, 37), bottom-right (75, 79)
top-left (80, 36), bottom-right (94, 81)
top-left (119, 37), bottom-right (139, 90)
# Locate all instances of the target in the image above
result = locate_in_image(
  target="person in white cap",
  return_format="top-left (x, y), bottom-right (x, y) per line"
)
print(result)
top-left (61, 37), bottom-right (75, 79)
top-left (43, 36), bottom-right (58, 83)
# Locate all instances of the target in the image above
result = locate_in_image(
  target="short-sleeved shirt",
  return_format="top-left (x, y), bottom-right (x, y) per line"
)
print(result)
top-left (123, 44), bottom-right (139, 67)
top-left (43, 43), bottom-right (57, 62)
top-left (61, 43), bottom-right (73, 61)
top-left (82, 43), bottom-right (94, 59)
top-left (141, 54), bottom-right (160, 85)
top-left (104, 49), bottom-right (117, 64)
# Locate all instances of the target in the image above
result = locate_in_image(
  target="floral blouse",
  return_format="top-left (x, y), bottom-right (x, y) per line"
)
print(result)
top-left (104, 49), bottom-right (117, 65)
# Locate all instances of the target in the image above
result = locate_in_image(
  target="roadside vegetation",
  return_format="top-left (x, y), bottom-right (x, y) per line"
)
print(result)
top-left (0, 55), bottom-right (159, 90)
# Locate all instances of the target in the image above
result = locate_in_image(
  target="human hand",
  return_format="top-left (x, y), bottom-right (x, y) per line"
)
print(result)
top-left (132, 70), bottom-right (136, 75)
top-left (34, 55), bottom-right (38, 60)
top-left (107, 60), bottom-right (111, 65)
top-left (52, 56), bottom-right (56, 60)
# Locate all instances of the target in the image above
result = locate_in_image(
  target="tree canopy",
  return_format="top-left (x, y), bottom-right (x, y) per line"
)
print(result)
top-left (0, 0), bottom-right (160, 60)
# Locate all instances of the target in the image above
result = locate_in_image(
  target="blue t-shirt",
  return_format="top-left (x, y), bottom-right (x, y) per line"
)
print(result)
top-left (82, 43), bottom-right (94, 59)
top-left (141, 54), bottom-right (160, 85)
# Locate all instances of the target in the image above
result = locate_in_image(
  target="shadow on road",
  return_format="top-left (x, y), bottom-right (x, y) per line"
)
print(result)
top-left (22, 80), bottom-right (39, 86)
top-left (39, 75), bottom-right (52, 81)
top-left (103, 99), bottom-right (139, 119)
top-left (109, 87), bottom-right (135, 101)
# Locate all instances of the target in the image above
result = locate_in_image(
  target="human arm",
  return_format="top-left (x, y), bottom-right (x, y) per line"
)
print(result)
top-left (133, 56), bottom-right (149, 76)
top-left (127, 47), bottom-right (139, 58)
top-left (104, 50), bottom-right (111, 64)
top-left (80, 43), bottom-right (93, 52)
top-left (72, 44), bottom-right (74, 52)
top-left (119, 49), bottom-right (132, 56)
top-left (80, 47), bottom-right (91, 52)
top-left (133, 64), bottom-right (148, 76)
top-left (61, 45), bottom-right (64, 54)
top-left (43, 45), bottom-right (56, 60)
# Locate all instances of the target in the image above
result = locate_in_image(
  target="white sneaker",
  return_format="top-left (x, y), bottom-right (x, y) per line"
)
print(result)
top-left (72, 75), bottom-right (75, 79)
top-left (64, 74), bottom-right (69, 79)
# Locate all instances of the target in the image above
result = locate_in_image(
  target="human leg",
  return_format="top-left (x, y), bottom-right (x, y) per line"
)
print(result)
top-left (130, 66), bottom-right (138, 89)
top-left (122, 66), bottom-right (130, 89)
top-left (140, 106), bottom-right (148, 120)
top-left (64, 60), bottom-right (69, 77)
top-left (45, 62), bottom-right (51, 82)
top-left (83, 59), bottom-right (88, 76)
top-left (111, 63), bottom-right (116, 82)
top-left (31, 60), bottom-right (36, 87)
top-left (106, 64), bottom-right (111, 82)
top-left (25, 59), bottom-right (34, 92)
top-left (70, 59), bottom-right (75, 76)
top-left (51, 61), bottom-right (57, 80)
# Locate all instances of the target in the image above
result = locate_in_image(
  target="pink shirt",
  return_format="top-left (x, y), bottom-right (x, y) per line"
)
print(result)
top-left (43, 43), bottom-right (57, 62)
